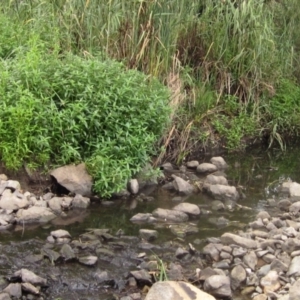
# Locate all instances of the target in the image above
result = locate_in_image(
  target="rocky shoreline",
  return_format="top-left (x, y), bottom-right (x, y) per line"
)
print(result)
top-left (0, 157), bottom-right (300, 299)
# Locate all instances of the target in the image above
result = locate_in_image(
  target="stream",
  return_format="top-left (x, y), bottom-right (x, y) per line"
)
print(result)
top-left (0, 144), bottom-right (299, 299)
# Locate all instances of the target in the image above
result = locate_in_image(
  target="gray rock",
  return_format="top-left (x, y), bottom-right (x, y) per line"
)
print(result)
top-left (50, 163), bottom-right (92, 196)
top-left (60, 244), bottom-right (76, 261)
top-left (231, 264), bottom-right (246, 290)
top-left (204, 175), bottom-right (228, 186)
top-left (289, 278), bottom-right (300, 300)
top-left (270, 259), bottom-right (288, 272)
top-left (128, 179), bottom-right (139, 194)
top-left (152, 208), bottom-right (188, 222)
top-left (144, 281), bottom-right (216, 300)
top-left (172, 175), bottom-right (195, 195)
top-left (6, 180), bottom-right (21, 191)
top-left (0, 182), bottom-right (7, 196)
top-left (79, 256), bottom-right (98, 266)
top-left (0, 189), bottom-right (29, 210)
top-left (207, 184), bottom-right (239, 201)
top-left (175, 247), bottom-right (189, 259)
top-left (211, 200), bottom-right (225, 211)
top-left (289, 201), bottom-right (300, 215)
top-left (0, 293), bottom-right (11, 300)
top-left (72, 194), bottom-right (90, 208)
top-left (51, 229), bottom-right (71, 239)
top-left (197, 163), bottom-right (218, 174)
top-left (210, 157), bottom-right (228, 169)
top-left (173, 203), bottom-right (200, 216)
top-left (16, 206), bottom-right (56, 223)
top-left (94, 271), bottom-right (109, 283)
top-left (204, 275), bottom-right (232, 298)
top-left (139, 229), bottom-right (158, 241)
top-left (169, 223), bottom-right (198, 238)
top-left (130, 270), bottom-right (151, 285)
top-left (256, 211), bottom-right (271, 220)
top-left (21, 282), bottom-right (39, 295)
top-left (288, 182), bottom-right (300, 197)
top-left (47, 197), bottom-right (63, 213)
top-left (221, 233), bottom-right (257, 249)
top-left (186, 160), bottom-right (199, 168)
top-left (243, 251), bottom-right (257, 270)
top-left (14, 269), bottom-right (47, 286)
top-left (203, 243), bottom-right (220, 261)
top-left (130, 213), bottom-right (153, 223)
top-left (232, 247), bottom-right (247, 257)
top-left (257, 264), bottom-right (271, 277)
top-left (278, 199), bottom-right (292, 211)
top-left (3, 284), bottom-right (21, 298)
top-left (287, 256), bottom-right (300, 276)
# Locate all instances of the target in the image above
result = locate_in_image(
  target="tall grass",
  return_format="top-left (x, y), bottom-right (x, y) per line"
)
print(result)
top-left (1, 0), bottom-right (300, 157)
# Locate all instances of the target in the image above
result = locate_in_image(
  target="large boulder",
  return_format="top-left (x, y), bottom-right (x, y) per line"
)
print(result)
top-left (50, 163), bottom-right (93, 197)
top-left (152, 208), bottom-right (189, 222)
top-left (145, 281), bottom-right (216, 300)
top-left (16, 206), bottom-right (56, 224)
top-left (207, 184), bottom-right (239, 201)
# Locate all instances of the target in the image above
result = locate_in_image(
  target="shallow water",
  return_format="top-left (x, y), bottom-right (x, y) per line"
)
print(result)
top-left (1, 145), bottom-right (300, 298)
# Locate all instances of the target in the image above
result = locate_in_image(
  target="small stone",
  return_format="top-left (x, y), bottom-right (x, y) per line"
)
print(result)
top-left (186, 161), bottom-right (199, 168)
top-left (79, 256), bottom-right (98, 266)
top-left (128, 179), bottom-right (139, 194)
top-left (197, 163), bottom-right (218, 174)
top-left (51, 229), bottom-right (71, 239)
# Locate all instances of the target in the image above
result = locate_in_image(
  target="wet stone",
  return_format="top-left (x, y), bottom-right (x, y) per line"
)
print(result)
top-left (79, 255), bottom-right (98, 266)
top-left (60, 244), bottom-right (76, 261)
top-left (139, 229), bottom-right (158, 241)
top-left (3, 283), bottom-right (22, 298)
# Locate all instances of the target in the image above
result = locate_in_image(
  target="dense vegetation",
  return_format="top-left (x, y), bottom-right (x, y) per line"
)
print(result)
top-left (1, 0), bottom-right (300, 196)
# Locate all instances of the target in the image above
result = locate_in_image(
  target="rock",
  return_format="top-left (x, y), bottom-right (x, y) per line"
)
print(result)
top-left (161, 162), bottom-right (174, 171)
top-left (204, 175), bottom-right (228, 186)
top-left (221, 233), bottom-right (257, 249)
top-left (175, 247), bottom-right (189, 259)
top-left (270, 259), bottom-right (288, 272)
top-left (79, 256), bottom-right (98, 266)
top-left (72, 194), bottom-right (90, 208)
top-left (41, 248), bottom-right (61, 263)
top-left (144, 281), bottom-right (216, 300)
top-left (211, 200), bottom-right (225, 211)
top-left (0, 189), bottom-right (29, 210)
top-left (60, 244), bottom-right (76, 261)
top-left (289, 278), bottom-right (300, 300)
top-left (204, 275), bottom-right (232, 298)
top-left (13, 269), bottom-right (47, 286)
top-left (186, 160), bottom-right (199, 168)
top-left (289, 201), bottom-right (300, 215)
top-left (260, 270), bottom-right (281, 293)
top-left (231, 264), bottom-right (246, 290)
top-left (3, 284), bottom-right (21, 298)
top-left (139, 229), bottom-right (158, 241)
top-left (243, 251), bottom-right (257, 270)
top-left (167, 263), bottom-right (184, 281)
top-left (21, 282), bottom-right (40, 295)
top-left (256, 211), bottom-right (271, 220)
top-left (16, 207), bottom-right (56, 223)
top-left (47, 197), bottom-right (63, 213)
top-left (288, 182), bottom-right (300, 197)
top-left (172, 175), bottom-right (195, 195)
top-left (51, 229), bottom-right (71, 239)
top-left (278, 199), bottom-right (292, 211)
top-left (94, 271), bottom-right (109, 283)
top-left (210, 157), bottom-right (228, 169)
top-left (173, 203), bottom-right (200, 216)
top-left (130, 270), bottom-right (151, 285)
top-left (128, 179), bottom-right (139, 194)
top-left (152, 208), bottom-right (188, 222)
top-left (0, 293), bottom-right (11, 300)
top-left (197, 163), bottom-right (218, 174)
top-left (253, 295), bottom-right (267, 300)
top-left (207, 184), bottom-right (239, 201)
top-left (287, 256), bottom-right (300, 276)
top-left (6, 180), bottom-right (21, 191)
top-left (169, 224), bottom-right (199, 238)
top-left (50, 163), bottom-right (93, 196)
top-left (130, 213), bottom-right (153, 223)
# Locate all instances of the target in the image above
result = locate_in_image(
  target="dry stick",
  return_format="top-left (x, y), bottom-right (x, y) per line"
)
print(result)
top-left (154, 125), bottom-right (175, 167)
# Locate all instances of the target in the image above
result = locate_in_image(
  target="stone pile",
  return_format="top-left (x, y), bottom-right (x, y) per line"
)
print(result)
top-left (0, 174), bottom-right (91, 228)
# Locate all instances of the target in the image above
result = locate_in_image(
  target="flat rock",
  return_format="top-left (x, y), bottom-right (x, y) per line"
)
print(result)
top-left (50, 163), bottom-right (92, 197)
top-left (173, 203), bottom-right (200, 216)
top-left (16, 206), bottom-right (56, 224)
top-left (130, 213), bottom-right (153, 223)
top-left (145, 281), bottom-right (216, 300)
top-left (204, 275), bottom-right (232, 298)
top-left (14, 269), bottom-right (47, 286)
top-left (221, 233), bottom-right (257, 249)
top-left (197, 163), bottom-right (218, 174)
top-left (207, 184), bottom-right (239, 201)
top-left (130, 270), bottom-right (151, 284)
top-left (186, 161), bottom-right (199, 168)
top-left (152, 208), bottom-right (188, 222)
